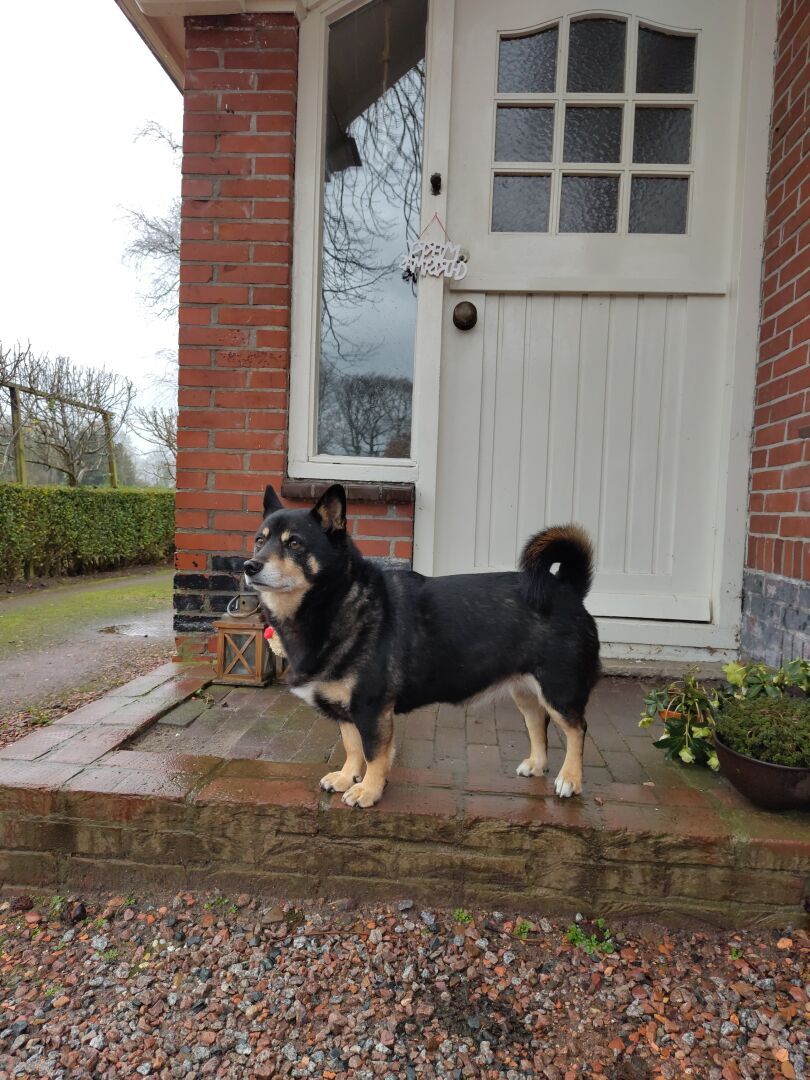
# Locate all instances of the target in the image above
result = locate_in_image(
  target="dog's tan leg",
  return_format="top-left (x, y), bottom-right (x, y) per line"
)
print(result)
top-left (320, 722), bottom-right (365, 793)
top-left (512, 682), bottom-right (550, 777)
top-left (548, 708), bottom-right (586, 798)
top-left (342, 711), bottom-right (395, 809)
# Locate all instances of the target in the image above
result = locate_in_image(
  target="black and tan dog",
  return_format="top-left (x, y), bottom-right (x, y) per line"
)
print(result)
top-left (243, 484), bottom-right (600, 808)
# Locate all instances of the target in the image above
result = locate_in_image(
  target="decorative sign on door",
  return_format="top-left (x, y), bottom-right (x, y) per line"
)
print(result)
top-left (401, 213), bottom-right (468, 281)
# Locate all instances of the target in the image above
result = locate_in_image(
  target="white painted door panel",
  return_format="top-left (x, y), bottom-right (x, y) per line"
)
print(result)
top-left (432, 0), bottom-right (747, 623)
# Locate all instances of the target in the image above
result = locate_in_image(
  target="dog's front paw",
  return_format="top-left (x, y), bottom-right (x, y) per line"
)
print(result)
top-left (554, 770), bottom-right (582, 798)
top-left (342, 781), bottom-right (383, 808)
top-left (320, 769), bottom-right (362, 793)
top-left (516, 758), bottom-right (548, 777)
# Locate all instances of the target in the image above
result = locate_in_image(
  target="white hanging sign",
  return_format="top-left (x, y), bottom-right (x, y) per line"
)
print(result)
top-left (401, 239), bottom-right (468, 281)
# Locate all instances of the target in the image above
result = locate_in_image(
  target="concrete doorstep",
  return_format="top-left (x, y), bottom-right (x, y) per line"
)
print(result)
top-left (0, 663), bottom-right (807, 929)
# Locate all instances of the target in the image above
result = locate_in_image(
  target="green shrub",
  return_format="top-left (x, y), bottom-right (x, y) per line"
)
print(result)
top-left (0, 484), bottom-right (174, 580)
top-left (715, 697), bottom-right (810, 768)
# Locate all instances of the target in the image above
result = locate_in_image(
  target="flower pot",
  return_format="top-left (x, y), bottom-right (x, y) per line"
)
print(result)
top-left (714, 734), bottom-right (810, 812)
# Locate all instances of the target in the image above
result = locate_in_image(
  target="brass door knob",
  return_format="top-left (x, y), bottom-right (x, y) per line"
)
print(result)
top-left (452, 301), bottom-right (478, 331)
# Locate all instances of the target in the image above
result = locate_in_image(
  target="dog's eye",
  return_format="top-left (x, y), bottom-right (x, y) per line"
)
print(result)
top-left (286, 536), bottom-right (303, 551)
top-left (254, 536), bottom-right (264, 548)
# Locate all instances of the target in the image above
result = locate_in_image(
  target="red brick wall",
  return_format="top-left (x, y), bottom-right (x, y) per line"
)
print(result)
top-left (175, 13), bottom-right (414, 656)
top-left (743, 0), bottom-right (809, 664)
top-left (749, 0), bottom-right (810, 582)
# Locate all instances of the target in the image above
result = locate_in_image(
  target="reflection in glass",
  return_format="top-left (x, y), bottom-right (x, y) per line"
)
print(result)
top-left (633, 107), bottom-right (691, 164)
top-left (317, 0), bottom-right (427, 458)
top-left (498, 27), bottom-right (558, 93)
top-left (629, 176), bottom-right (689, 233)
top-left (636, 28), bottom-right (696, 93)
top-left (492, 175), bottom-right (551, 232)
top-left (567, 18), bottom-right (626, 93)
top-left (564, 107), bottom-right (622, 163)
top-left (559, 176), bottom-right (619, 232)
top-left (495, 107), bottom-right (554, 162)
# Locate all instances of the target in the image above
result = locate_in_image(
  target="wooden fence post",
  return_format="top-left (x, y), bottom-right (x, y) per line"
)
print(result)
top-left (8, 385), bottom-right (27, 485)
top-left (103, 412), bottom-right (118, 488)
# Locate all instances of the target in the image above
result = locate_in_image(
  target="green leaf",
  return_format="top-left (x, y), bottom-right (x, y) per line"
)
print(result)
top-left (707, 752), bottom-right (720, 771)
top-left (678, 746), bottom-right (695, 764)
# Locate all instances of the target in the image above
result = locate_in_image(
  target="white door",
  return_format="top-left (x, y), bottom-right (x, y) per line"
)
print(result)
top-left (432, 0), bottom-right (747, 624)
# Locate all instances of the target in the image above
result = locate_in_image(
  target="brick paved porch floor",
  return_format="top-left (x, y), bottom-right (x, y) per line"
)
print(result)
top-left (0, 663), bottom-right (808, 927)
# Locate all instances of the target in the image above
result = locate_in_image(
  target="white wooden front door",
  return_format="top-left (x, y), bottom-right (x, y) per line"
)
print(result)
top-left (431, 0), bottom-right (749, 626)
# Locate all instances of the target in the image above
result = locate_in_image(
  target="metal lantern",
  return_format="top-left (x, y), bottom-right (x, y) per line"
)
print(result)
top-left (213, 591), bottom-right (274, 687)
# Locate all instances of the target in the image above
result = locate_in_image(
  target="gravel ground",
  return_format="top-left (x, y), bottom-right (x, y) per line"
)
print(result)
top-left (0, 893), bottom-right (806, 1080)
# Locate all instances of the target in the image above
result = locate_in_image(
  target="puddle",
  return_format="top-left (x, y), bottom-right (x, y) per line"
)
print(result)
top-left (98, 622), bottom-right (155, 637)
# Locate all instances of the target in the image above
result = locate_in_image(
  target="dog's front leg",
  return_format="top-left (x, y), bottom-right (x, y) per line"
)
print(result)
top-left (342, 710), bottom-right (395, 809)
top-left (320, 722), bottom-right (365, 793)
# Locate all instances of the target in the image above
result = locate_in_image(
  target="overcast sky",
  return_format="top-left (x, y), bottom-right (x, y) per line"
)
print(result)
top-left (0, 0), bottom-right (182, 400)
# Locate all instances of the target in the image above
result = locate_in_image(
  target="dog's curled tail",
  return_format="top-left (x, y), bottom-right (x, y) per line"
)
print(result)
top-left (519, 524), bottom-right (594, 613)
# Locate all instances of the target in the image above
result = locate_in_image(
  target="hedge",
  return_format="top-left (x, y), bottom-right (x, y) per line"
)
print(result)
top-left (0, 485), bottom-right (175, 580)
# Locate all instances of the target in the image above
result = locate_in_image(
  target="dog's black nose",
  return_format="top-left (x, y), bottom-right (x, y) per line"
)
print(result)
top-left (243, 559), bottom-right (261, 576)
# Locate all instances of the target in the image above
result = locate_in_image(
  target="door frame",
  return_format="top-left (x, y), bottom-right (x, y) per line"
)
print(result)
top-left (414, 0), bottom-right (777, 660)
top-left (288, 0), bottom-right (454, 485)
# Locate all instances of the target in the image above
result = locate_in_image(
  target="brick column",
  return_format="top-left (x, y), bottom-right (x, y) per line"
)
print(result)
top-left (743, 0), bottom-right (809, 664)
top-left (173, 13), bottom-right (415, 657)
top-left (174, 13), bottom-right (297, 656)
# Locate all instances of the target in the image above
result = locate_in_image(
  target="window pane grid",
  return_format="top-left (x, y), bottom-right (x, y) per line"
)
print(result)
top-left (491, 14), bottom-right (697, 234)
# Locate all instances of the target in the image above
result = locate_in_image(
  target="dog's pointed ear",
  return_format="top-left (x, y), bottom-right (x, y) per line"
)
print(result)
top-left (311, 484), bottom-right (347, 533)
top-left (263, 484), bottom-right (283, 517)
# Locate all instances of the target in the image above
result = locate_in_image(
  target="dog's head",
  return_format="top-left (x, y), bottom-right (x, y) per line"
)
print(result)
top-left (243, 483), bottom-right (348, 607)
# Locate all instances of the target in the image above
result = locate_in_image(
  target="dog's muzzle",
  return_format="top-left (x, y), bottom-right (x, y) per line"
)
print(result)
top-left (244, 559), bottom-right (299, 592)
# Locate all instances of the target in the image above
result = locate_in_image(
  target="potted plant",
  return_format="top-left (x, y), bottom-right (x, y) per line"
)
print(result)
top-left (713, 695), bottom-right (810, 811)
top-left (640, 660), bottom-right (810, 812)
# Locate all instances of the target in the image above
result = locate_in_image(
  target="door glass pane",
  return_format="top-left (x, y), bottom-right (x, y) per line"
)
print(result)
top-left (566, 18), bottom-right (626, 93)
top-left (492, 174), bottom-right (551, 232)
top-left (629, 176), bottom-right (689, 233)
top-left (495, 106), bottom-right (554, 162)
top-left (559, 175), bottom-right (619, 232)
top-left (564, 106), bottom-right (622, 163)
top-left (317, 0), bottom-right (427, 458)
top-left (498, 26), bottom-right (558, 93)
top-left (633, 107), bottom-right (691, 164)
top-left (636, 28), bottom-right (696, 93)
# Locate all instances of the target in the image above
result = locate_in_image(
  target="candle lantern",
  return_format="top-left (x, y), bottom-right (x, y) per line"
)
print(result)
top-left (213, 591), bottom-right (274, 687)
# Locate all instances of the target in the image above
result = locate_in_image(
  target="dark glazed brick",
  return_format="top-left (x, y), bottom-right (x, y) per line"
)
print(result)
top-left (212, 555), bottom-right (248, 573)
top-left (174, 613), bottom-right (215, 634)
top-left (174, 573), bottom-right (240, 592)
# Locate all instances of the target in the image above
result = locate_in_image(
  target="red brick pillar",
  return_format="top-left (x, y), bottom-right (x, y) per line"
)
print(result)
top-left (744, 0), bottom-right (809, 664)
top-left (174, 13), bottom-right (298, 657)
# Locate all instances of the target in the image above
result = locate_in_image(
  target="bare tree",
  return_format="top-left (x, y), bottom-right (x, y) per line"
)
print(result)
top-left (130, 403), bottom-right (177, 482)
top-left (318, 363), bottom-right (412, 457)
top-left (122, 123), bottom-right (182, 318)
top-left (321, 62), bottom-right (425, 359)
top-left (0, 343), bottom-right (134, 487)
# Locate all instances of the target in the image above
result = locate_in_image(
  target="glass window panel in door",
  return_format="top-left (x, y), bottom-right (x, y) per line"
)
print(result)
top-left (498, 26), bottom-right (558, 93)
top-left (564, 106), bottom-right (622, 163)
top-left (492, 175), bottom-right (551, 232)
top-left (559, 175), bottom-right (619, 232)
top-left (317, 0), bottom-right (428, 458)
top-left (633, 107), bottom-right (691, 164)
top-left (636, 28), bottom-right (696, 93)
top-left (566, 18), bottom-right (626, 93)
top-left (629, 176), bottom-right (689, 233)
top-left (495, 106), bottom-right (554, 162)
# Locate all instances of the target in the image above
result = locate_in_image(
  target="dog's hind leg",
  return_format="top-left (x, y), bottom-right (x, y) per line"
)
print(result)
top-left (320, 722), bottom-right (365, 793)
top-left (512, 680), bottom-right (550, 777)
top-left (547, 707), bottom-right (586, 798)
top-left (342, 709), bottom-right (395, 809)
